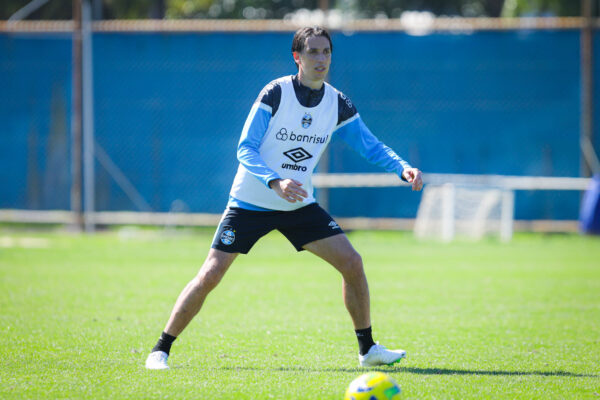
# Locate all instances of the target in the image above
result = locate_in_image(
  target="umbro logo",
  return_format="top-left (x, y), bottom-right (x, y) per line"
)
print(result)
top-left (283, 147), bottom-right (313, 163)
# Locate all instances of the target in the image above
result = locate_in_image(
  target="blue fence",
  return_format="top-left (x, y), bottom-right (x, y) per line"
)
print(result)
top-left (0, 29), bottom-right (596, 220)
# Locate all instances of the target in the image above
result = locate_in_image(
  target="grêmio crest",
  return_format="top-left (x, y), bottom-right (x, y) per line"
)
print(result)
top-left (301, 113), bottom-right (312, 128)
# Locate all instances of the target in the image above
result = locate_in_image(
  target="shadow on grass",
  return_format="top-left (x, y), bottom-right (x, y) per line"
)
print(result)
top-left (218, 366), bottom-right (597, 378)
top-left (402, 367), bottom-right (597, 378)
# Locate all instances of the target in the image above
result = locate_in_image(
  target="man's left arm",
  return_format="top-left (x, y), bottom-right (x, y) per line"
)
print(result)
top-left (335, 115), bottom-right (423, 191)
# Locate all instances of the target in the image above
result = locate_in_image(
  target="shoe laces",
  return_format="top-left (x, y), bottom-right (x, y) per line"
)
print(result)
top-left (371, 343), bottom-right (386, 353)
top-left (152, 351), bottom-right (168, 361)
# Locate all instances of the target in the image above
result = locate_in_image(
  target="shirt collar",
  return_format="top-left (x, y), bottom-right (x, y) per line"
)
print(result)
top-left (293, 74), bottom-right (324, 96)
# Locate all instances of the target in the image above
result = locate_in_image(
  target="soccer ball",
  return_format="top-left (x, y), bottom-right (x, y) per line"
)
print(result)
top-left (344, 372), bottom-right (401, 400)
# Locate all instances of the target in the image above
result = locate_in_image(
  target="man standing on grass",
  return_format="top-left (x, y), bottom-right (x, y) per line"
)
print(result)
top-left (146, 26), bottom-right (423, 370)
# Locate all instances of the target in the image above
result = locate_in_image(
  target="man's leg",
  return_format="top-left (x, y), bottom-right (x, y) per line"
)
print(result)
top-left (302, 233), bottom-right (370, 330)
top-left (146, 248), bottom-right (238, 369)
top-left (303, 234), bottom-right (406, 367)
top-left (164, 248), bottom-right (238, 336)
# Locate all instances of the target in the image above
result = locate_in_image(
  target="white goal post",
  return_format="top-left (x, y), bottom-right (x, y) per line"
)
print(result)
top-left (413, 184), bottom-right (515, 242)
top-left (312, 172), bottom-right (591, 241)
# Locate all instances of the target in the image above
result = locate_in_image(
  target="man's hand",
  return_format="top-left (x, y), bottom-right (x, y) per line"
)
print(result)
top-left (269, 178), bottom-right (308, 203)
top-left (402, 168), bottom-right (423, 191)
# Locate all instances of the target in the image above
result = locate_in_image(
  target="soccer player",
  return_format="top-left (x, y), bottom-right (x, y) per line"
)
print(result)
top-left (146, 26), bottom-right (423, 370)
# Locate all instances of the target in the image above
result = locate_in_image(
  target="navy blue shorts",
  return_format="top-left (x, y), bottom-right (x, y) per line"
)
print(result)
top-left (211, 203), bottom-right (343, 254)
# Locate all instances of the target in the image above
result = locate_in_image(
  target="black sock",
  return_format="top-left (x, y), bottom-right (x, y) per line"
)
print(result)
top-left (152, 332), bottom-right (177, 355)
top-left (355, 326), bottom-right (375, 356)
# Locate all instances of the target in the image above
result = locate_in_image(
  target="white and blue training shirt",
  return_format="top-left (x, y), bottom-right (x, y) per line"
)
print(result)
top-left (228, 75), bottom-right (411, 212)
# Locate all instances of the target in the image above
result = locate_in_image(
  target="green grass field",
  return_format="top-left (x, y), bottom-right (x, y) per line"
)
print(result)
top-left (1, 227), bottom-right (599, 399)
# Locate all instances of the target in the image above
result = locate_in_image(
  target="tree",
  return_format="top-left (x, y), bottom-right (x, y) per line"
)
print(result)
top-left (351, 0), bottom-right (507, 18)
top-left (501, 0), bottom-right (580, 17)
top-left (0, 0), bottom-right (587, 20)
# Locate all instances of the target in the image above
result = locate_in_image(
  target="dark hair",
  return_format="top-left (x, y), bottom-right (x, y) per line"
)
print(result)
top-left (291, 26), bottom-right (333, 67)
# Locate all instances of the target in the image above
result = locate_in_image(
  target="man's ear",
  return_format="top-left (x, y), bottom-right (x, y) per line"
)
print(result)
top-left (292, 51), bottom-right (300, 66)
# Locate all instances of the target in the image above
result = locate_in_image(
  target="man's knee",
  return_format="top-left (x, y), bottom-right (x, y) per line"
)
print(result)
top-left (194, 257), bottom-right (229, 291)
top-left (348, 251), bottom-right (363, 268)
top-left (339, 250), bottom-right (364, 277)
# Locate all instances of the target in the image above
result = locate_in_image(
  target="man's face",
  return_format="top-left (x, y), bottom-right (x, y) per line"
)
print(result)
top-left (294, 35), bottom-right (331, 82)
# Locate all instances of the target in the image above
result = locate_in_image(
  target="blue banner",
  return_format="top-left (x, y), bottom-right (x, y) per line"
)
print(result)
top-left (0, 30), bottom-right (592, 220)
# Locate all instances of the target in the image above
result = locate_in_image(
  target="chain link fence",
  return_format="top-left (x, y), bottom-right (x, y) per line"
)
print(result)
top-left (0, 21), bottom-right (596, 221)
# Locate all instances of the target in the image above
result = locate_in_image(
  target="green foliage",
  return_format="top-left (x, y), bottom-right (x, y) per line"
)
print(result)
top-left (0, 0), bottom-right (584, 20)
top-left (1, 229), bottom-right (599, 399)
top-left (501, 0), bottom-right (580, 17)
top-left (165, 0), bottom-right (318, 19)
top-left (167, 0), bottom-right (215, 18)
top-left (0, 0), bottom-right (72, 20)
top-left (352, 0), bottom-right (505, 18)
top-left (102, 0), bottom-right (163, 19)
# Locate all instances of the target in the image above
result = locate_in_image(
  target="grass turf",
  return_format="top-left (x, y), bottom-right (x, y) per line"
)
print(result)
top-left (0, 228), bottom-right (599, 399)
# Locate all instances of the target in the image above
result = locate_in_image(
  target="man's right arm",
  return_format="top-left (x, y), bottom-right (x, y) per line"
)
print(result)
top-left (237, 103), bottom-right (308, 202)
top-left (237, 79), bottom-right (309, 202)
top-left (236, 81), bottom-right (283, 187)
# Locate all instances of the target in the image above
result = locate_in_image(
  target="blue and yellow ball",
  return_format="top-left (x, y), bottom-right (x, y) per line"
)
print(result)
top-left (344, 372), bottom-right (401, 400)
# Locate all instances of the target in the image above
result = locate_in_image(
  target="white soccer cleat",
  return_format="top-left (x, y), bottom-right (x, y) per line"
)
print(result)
top-left (145, 351), bottom-right (170, 370)
top-left (359, 343), bottom-right (406, 367)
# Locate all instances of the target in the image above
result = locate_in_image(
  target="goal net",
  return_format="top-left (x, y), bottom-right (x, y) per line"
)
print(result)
top-left (414, 184), bottom-right (515, 242)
